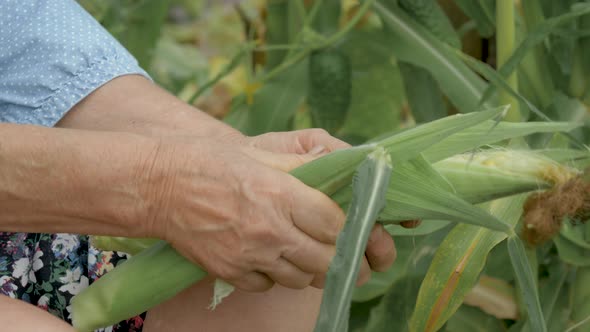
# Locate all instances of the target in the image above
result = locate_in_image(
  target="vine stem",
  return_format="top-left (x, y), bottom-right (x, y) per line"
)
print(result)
top-left (496, 0), bottom-right (520, 121)
top-left (259, 0), bottom-right (376, 84)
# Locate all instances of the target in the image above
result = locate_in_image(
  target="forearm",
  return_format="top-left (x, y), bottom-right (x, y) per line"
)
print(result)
top-left (57, 75), bottom-right (243, 141)
top-left (0, 296), bottom-right (76, 332)
top-left (0, 123), bottom-right (155, 237)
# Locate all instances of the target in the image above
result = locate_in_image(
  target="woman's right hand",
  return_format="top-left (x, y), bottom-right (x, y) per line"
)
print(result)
top-left (136, 139), bottom-right (367, 292)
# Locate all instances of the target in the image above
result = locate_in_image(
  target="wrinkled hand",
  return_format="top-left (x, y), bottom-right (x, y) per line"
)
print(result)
top-left (142, 138), bottom-right (350, 292)
top-left (241, 129), bottom-right (399, 280)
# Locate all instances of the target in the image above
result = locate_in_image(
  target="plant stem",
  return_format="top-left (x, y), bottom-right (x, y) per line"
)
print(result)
top-left (496, 0), bottom-right (520, 121)
top-left (259, 0), bottom-right (375, 84)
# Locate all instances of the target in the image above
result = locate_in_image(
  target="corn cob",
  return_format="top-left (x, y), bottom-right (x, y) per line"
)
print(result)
top-left (71, 109), bottom-right (581, 331)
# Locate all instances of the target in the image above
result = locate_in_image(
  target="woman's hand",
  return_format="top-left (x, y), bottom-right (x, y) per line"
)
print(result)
top-left (139, 139), bottom-right (359, 292)
top-left (58, 75), bottom-right (398, 279)
top-left (242, 129), bottom-right (398, 275)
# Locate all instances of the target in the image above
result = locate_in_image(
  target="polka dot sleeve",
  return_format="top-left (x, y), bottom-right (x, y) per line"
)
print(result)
top-left (0, 0), bottom-right (151, 127)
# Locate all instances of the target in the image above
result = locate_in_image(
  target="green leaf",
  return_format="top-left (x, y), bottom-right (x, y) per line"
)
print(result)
top-left (506, 235), bottom-right (547, 332)
top-left (374, 1), bottom-right (488, 113)
top-left (378, 107), bottom-right (507, 163)
top-left (310, 0), bottom-right (341, 36)
top-left (71, 241), bottom-right (207, 331)
top-left (314, 148), bottom-right (393, 332)
top-left (519, 261), bottom-right (569, 332)
top-left (353, 226), bottom-right (451, 302)
top-left (453, 0), bottom-right (495, 37)
top-left (399, 0), bottom-right (461, 48)
top-left (422, 120), bottom-right (581, 162)
top-left (364, 276), bottom-right (425, 332)
top-left (265, 0), bottom-right (291, 70)
top-left (409, 195), bottom-right (526, 332)
top-left (103, 0), bottom-right (171, 68)
top-left (489, 1), bottom-right (590, 108)
top-left (150, 36), bottom-right (208, 93)
top-left (399, 62), bottom-right (448, 123)
top-left (554, 234), bottom-right (590, 266)
top-left (243, 61), bottom-right (308, 135)
top-left (445, 305), bottom-right (507, 332)
top-left (571, 266), bottom-right (590, 332)
top-left (338, 30), bottom-right (404, 139)
top-left (561, 222), bottom-right (590, 250)
top-left (457, 51), bottom-right (546, 121)
top-left (381, 156), bottom-right (513, 233)
top-left (351, 237), bottom-right (416, 303)
top-left (297, 107), bottom-right (506, 197)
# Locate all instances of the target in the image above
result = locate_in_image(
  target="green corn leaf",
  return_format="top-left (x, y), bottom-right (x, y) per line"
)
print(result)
top-left (102, 0), bottom-right (170, 69)
top-left (338, 29), bottom-right (404, 139)
top-left (294, 107), bottom-right (505, 196)
top-left (377, 107), bottom-right (506, 162)
top-left (374, 1), bottom-right (488, 113)
top-left (187, 45), bottom-right (253, 105)
top-left (421, 121), bottom-right (580, 162)
top-left (399, 62), bottom-right (448, 123)
top-left (571, 267), bottom-right (590, 332)
top-left (353, 224), bottom-right (452, 303)
top-left (521, 262), bottom-right (570, 332)
top-left (554, 234), bottom-right (590, 266)
top-left (457, 50), bottom-right (545, 121)
top-left (480, 3), bottom-right (590, 106)
top-left (333, 154), bottom-right (514, 232)
top-left (91, 236), bottom-right (158, 256)
top-left (364, 276), bottom-right (425, 332)
top-left (560, 222), bottom-right (590, 250)
top-left (399, 0), bottom-right (461, 48)
top-left (409, 195), bottom-right (526, 332)
top-left (453, 0), bottom-right (495, 37)
top-left (446, 305), bottom-right (507, 332)
top-left (71, 241), bottom-right (207, 332)
top-left (314, 148), bottom-right (392, 332)
top-left (458, 51), bottom-right (589, 149)
top-left (265, 0), bottom-right (291, 70)
top-left (242, 60), bottom-right (308, 135)
top-left (381, 156), bottom-right (512, 233)
top-left (539, 148), bottom-right (590, 167)
top-left (396, 0), bottom-right (459, 123)
top-left (507, 235), bottom-right (547, 332)
top-left (433, 149), bottom-right (576, 204)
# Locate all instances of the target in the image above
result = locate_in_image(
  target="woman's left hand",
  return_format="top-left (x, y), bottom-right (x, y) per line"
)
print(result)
top-left (241, 129), bottom-right (398, 279)
top-left (58, 75), bottom-right (398, 279)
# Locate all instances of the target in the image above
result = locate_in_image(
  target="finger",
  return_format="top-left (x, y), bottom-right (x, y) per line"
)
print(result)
top-left (293, 128), bottom-right (351, 152)
top-left (400, 219), bottom-right (422, 228)
top-left (261, 257), bottom-right (315, 290)
top-left (282, 228), bottom-right (336, 274)
top-left (243, 147), bottom-right (319, 172)
top-left (248, 129), bottom-right (350, 154)
top-left (310, 274), bottom-right (326, 289)
top-left (289, 181), bottom-right (346, 244)
top-left (227, 271), bottom-right (275, 293)
top-left (356, 256), bottom-right (372, 286)
top-left (365, 224), bottom-right (397, 272)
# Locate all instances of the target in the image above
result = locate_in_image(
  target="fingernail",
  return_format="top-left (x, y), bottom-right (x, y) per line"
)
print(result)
top-left (308, 145), bottom-right (327, 156)
top-left (400, 220), bottom-right (421, 228)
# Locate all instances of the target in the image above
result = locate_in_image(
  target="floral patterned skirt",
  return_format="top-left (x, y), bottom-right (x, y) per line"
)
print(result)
top-left (0, 232), bottom-right (145, 331)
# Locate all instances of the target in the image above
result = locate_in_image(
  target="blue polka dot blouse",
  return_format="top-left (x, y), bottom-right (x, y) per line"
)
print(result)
top-left (0, 0), bottom-right (149, 127)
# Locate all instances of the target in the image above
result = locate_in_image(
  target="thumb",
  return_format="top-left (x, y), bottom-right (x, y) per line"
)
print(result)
top-left (244, 146), bottom-right (329, 172)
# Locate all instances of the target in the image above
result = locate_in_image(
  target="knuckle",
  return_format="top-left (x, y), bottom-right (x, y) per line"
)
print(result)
top-left (215, 265), bottom-right (243, 281)
top-left (293, 274), bottom-right (315, 289)
top-left (309, 128), bottom-right (330, 137)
